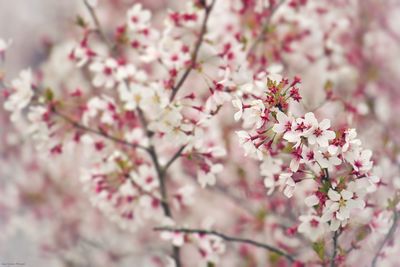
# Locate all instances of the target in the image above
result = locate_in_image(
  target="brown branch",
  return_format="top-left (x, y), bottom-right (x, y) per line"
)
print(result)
top-left (169, 0), bottom-right (217, 102)
top-left (330, 231), bottom-right (339, 267)
top-left (136, 108), bottom-right (182, 267)
top-left (52, 108), bottom-right (148, 151)
top-left (163, 145), bottom-right (186, 174)
top-left (247, 0), bottom-right (286, 57)
top-left (371, 210), bottom-right (399, 267)
top-left (154, 227), bottom-right (296, 263)
top-left (125, 173), bottom-right (164, 204)
top-left (82, 0), bottom-right (115, 51)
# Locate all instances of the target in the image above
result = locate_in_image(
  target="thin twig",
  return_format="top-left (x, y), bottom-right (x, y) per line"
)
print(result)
top-left (126, 173), bottom-right (165, 204)
top-left (169, 0), bottom-right (217, 102)
top-left (136, 108), bottom-right (182, 267)
top-left (330, 231), bottom-right (339, 267)
top-left (52, 108), bottom-right (148, 151)
top-left (82, 0), bottom-right (115, 51)
top-left (371, 210), bottom-right (399, 267)
top-left (247, 0), bottom-right (286, 57)
top-left (163, 145), bottom-right (186, 173)
top-left (154, 227), bottom-right (296, 263)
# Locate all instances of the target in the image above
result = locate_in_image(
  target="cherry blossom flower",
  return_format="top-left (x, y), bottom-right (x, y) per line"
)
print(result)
top-left (205, 87), bottom-right (232, 112)
top-left (341, 128), bottom-right (362, 153)
top-left (346, 149), bottom-right (373, 174)
top-left (304, 194), bottom-right (320, 207)
top-left (118, 81), bottom-right (147, 111)
top-left (232, 97), bottom-right (243, 121)
top-left (89, 58), bottom-right (119, 88)
top-left (241, 100), bottom-right (266, 129)
top-left (197, 162), bottom-right (223, 188)
top-left (124, 128), bottom-right (148, 147)
top-left (194, 234), bottom-right (226, 264)
top-left (272, 110), bottom-right (293, 134)
top-left (126, 3), bottom-right (152, 31)
top-left (130, 165), bottom-right (159, 192)
top-left (304, 112), bottom-right (336, 148)
top-left (159, 35), bottom-right (190, 70)
top-left (89, 58), bottom-right (134, 89)
top-left (278, 172), bottom-right (296, 198)
top-left (261, 157), bottom-right (283, 195)
top-left (173, 185), bottom-right (195, 209)
top-left (82, 95), bottom-right (116, 126)
top-left (301, 146), bottom-right (320, 173)
top-left (69, 42), bottom-right (95, 67)
top-left (160, 220), bottom-right (185, 247)
top-left (321, 185), bottom-right (366, 231)
top-left (4, 69), bottom-right (34, 122)
top-left (298, 214), bottom-right (328, 242)
top-left (27, 106), bottom-right (51, 148)
top-left (236, 130), bottom-right (263, 160)
top-left (149, 106), bottom-right (192, 145)
top-left (283, 117), bottom-right (309, 147)
top-left (314, 147), bottom-right (342, 170)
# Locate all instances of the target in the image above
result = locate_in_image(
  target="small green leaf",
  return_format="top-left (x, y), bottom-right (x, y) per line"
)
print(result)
top-left (268, 251), bottom-right (281, 264)
top-left (355, 225), bottom-right (371, 241)
top-left (256, 208), bottom-right (268, 221)
top-left (282, 142), bottom-right (293, 153)
top-left (319, 180), bottom-right (331, 194)
top-left (75, 15), bottom-right (87, 28)
top-left (312, 241), bottom-right (325, 260)
top-left (44, 88), bottom-right (54, 102)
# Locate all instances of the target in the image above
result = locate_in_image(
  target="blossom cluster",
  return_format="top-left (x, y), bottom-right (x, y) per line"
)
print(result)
top-left (234, 73), bottom-right (378, 242)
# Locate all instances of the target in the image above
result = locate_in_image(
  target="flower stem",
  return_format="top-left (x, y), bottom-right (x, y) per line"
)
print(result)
top-left (154, 226), bottom-right (296, 263)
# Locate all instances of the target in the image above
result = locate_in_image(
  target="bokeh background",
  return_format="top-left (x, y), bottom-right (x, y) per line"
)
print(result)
top-left (1, 0), bottom-right (400, 266)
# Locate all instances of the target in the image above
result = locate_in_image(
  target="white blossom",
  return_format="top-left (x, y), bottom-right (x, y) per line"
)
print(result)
top-left (4, 69), bottom-right (34, 122)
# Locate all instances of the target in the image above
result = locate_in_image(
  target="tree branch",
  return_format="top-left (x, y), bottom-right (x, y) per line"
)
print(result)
top-left (82, 0), bottom-right (115, 51)
top-left (162, 145), bottom-right (186, 174)
top-left (136, 108), bottom-right (182, 267)
top-left (154, 227), bottom-right (296, 263)
top-left (247, 0), bottom-right (286, 57)
top-left (52, 108), bottom-right (148, 151)
top-left (169, 0), bottom-right (217, 102)
top-left (371, 210), bottom-right (399, 267)
top-left (330, 230), bottom-right (339, 267)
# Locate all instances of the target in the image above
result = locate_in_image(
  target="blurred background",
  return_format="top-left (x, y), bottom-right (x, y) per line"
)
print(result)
top-left (1, 0), bottom-right (400, 266)
top-left (1, 2), bottom-right (76, 266)
top-left (0, 0), bottom-right (76, 76)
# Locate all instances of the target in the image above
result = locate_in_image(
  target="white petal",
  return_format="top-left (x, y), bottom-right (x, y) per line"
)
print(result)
top-left (330, 219), bottom-right (341, 231)
top-left (284, 186), bottom-right (294, 198)
top-left (305, 195), bottom-right (319, 207)
top-left (290, 159), bottom-right (300, 172)
top-left (319, 119), bottom-right (331, 130)
top-left (328, 189), bottom-right (341, 201)
top-left (340, 190), bottom-right (353, 200)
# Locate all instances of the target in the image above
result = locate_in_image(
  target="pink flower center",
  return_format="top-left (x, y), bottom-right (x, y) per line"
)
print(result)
top-left (354, 160), bottom-right (362, 168)
top-left (314, 127), bottom-right (323, 137)
top-left (310, 219), bottom-right (319, 228)
top-left (307, 151), bottom-right (314, 161)
top-left (296, 122), bottom-right (307, 132)
top-left (145, 176), bottom-right (154, 184)
top-left (131, 16), bottom-right (138, 23)
top-left (103, 67), bottom-right (113, 75)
